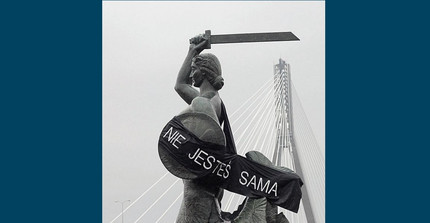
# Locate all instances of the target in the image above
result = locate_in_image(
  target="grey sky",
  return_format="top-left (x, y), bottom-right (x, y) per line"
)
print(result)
top-left (103, 1), bottom-right (324, 222)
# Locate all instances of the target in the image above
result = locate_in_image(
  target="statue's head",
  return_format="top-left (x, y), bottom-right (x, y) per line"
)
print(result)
top-left (192, 53), bottom-right (224, 90)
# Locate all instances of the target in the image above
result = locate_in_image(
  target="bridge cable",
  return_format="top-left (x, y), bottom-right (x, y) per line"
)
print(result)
top-left (155, 191), bottom-right (184, 223)
top-left (224, 78), bottom-right (281, 211)
top-left (224, 82), bottom-right (277, 211)
top-left (109, 171), bottom-right (169, 223)
top-left (134, 178), bottom-right (180, 223)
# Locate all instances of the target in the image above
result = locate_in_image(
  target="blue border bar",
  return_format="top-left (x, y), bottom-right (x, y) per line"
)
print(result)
top-left (1, 1), bottom-right (102, 222)
top-left (327, 0), bottom-right (429, 222)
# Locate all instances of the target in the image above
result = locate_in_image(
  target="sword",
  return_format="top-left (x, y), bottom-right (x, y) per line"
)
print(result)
top-left (190, 30), bottom-right (300, 49)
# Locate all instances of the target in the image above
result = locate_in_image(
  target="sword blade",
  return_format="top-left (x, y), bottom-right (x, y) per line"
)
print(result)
top-left (210, 32), bottom-right (300, 44)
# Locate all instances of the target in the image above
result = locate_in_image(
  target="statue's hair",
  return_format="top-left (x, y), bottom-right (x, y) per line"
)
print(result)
top-left (193, 53), bottom-right (224, 90)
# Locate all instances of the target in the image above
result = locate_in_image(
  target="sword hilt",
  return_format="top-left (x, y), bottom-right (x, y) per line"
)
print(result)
top-left (189, 30), bottom-right (212, 49)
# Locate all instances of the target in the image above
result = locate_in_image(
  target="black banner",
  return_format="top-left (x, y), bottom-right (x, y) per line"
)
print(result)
top-left (158, 117), bottom-right (303, 213)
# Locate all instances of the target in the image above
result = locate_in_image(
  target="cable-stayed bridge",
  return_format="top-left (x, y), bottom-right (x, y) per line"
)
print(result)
top-left (109, 59), bottom-right (325, 223)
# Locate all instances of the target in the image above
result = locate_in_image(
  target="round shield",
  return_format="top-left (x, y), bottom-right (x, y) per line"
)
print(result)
top-left (158, 112), bottom-right (226, 179)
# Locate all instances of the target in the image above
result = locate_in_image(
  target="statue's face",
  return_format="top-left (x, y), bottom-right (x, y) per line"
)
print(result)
top-left (190, 61), bottom-right (204, 87)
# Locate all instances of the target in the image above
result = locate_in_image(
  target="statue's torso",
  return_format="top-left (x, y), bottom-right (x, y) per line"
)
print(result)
top-left (175, 94), bottom-right (227, 222)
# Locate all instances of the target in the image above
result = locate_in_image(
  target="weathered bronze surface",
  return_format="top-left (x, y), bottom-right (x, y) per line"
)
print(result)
top-left (160, 32), bottom-right (294, 222)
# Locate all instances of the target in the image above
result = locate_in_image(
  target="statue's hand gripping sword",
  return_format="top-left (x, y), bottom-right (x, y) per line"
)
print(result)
top-left (190, 30), bottom-right (300, 49)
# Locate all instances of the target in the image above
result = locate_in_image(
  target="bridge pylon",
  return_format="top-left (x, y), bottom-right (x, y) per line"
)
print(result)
top-left (272, 58), bottom-right (316, 223)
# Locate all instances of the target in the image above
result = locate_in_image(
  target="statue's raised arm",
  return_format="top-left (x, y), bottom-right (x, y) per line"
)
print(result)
top-left (174, 34), bottom-right (224, 124)
top-left (174, 35), bottom-right (210, 105)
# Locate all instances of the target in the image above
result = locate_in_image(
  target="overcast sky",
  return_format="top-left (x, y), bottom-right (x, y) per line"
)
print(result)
top-left (103, 1), bottom-right (324, 222)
